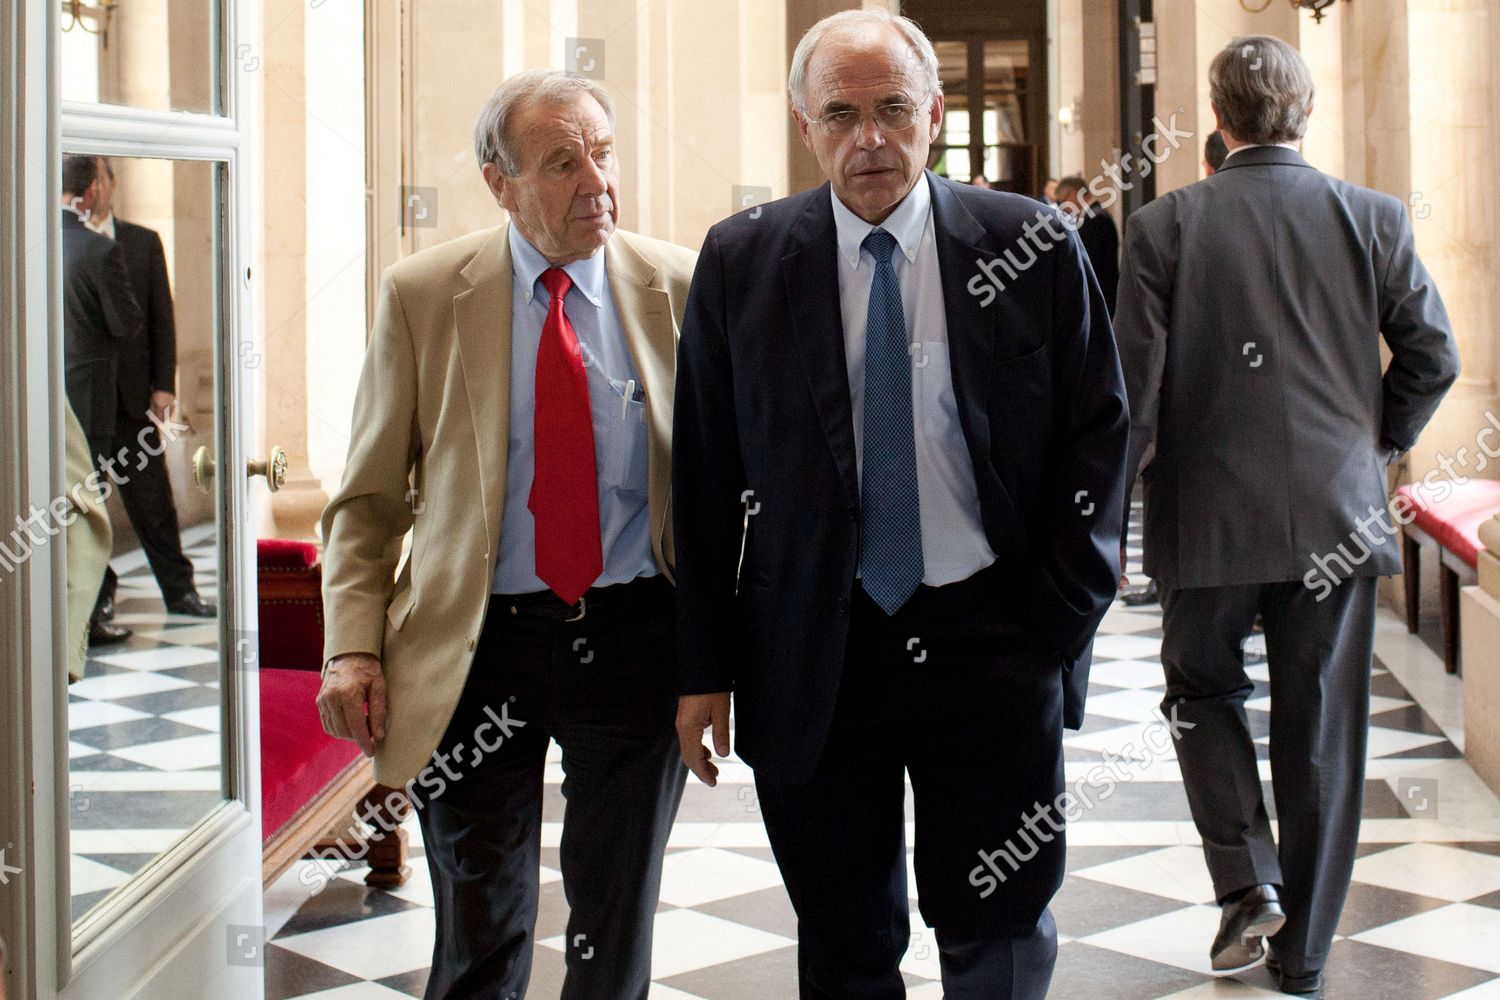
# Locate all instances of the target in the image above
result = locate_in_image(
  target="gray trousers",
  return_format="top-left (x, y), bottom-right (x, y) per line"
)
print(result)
top-left (1160, 576), bottom-right (1376, 974)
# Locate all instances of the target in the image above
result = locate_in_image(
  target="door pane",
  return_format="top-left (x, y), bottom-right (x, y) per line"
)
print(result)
top-left (58, 154), bottom-right (226, 924)
top-left (60, 1), bottom-right (219, 114)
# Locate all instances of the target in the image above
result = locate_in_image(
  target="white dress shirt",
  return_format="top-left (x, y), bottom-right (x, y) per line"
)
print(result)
top-left (1221, 142), bottom-right (1300, 161)
top-left (831, 175), bottom-right (996, 587)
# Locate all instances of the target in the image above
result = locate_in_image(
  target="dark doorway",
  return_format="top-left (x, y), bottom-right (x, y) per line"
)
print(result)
top-left (901, 1), bottom-right (1048, 198)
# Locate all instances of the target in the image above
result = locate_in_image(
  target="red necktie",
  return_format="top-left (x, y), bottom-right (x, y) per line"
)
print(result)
top-left (529, 268), bottom-right (603, 605)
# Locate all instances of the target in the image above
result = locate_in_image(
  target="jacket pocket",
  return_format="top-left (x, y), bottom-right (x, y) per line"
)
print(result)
top-left (385, 587), bottom-right (416, 632)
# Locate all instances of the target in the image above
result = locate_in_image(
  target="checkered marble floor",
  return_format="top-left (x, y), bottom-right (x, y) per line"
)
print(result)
top-left (67, 523), bottom-right (223, 922)
top-left (263, 513), bottom-right (1500, 999)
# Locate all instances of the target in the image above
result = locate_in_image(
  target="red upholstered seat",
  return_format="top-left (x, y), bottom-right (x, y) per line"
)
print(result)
top-left (257, 538), bottom-right (325, 672)
top-left (1396, 480), bottom-right (1500, 567)
top-left (260, 667), bottom-right (362, 843)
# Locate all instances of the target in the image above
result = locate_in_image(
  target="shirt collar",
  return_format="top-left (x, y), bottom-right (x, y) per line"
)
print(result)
top-left (830, 173), bottom-right (929, 269)
top-left (89, 214), bottom-right (116, 240)
top-left (1222, 142), bottom-right (1300, 162)
top-left (508, 223), bottom-right (605, 308)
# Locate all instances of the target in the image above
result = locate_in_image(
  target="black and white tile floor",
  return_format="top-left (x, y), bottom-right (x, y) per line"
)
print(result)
top-left (263, 517), bottom-right (1500, 999)
top-left (66, 524), bottom-right (223, 922)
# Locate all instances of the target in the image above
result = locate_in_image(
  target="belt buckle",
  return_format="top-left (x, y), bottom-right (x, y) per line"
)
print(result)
top-left (565, 595), bottom-right (587, 622)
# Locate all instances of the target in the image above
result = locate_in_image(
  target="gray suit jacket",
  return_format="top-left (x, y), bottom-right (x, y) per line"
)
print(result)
top-left (1116, 145), bottom-right (1459, 589)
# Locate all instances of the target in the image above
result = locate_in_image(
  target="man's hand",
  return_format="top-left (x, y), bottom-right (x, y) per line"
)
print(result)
top-left (676, 692), bottom-right (731, 786)
top-left (149, 390), bottom-right (175, 424)
top-left (317, 652), bottom-right (387, 756)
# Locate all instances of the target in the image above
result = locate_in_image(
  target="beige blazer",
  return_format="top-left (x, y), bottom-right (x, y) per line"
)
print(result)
top-left (320, 224), bottom-right (698, 787)
top-left (65, 402), bottom-right (112, 683)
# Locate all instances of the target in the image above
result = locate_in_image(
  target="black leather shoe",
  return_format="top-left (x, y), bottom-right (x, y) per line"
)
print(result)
top-left (166, 592), bottom-right (217, 618)
top-left (1121, 578), bottom-right (1159, 607)
top-left (1211, 884), bottom-right (1286, 971)
top-left (97, 590), bottom-right (116, 622)
top-left (88, 619), bottom-right (132, 646)
top-left (1266, 952), bottom-right (1324, 995)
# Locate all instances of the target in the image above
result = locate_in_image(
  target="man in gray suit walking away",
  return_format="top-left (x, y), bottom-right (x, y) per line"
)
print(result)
top-left (1115, 35), bottom-right (1459, 996)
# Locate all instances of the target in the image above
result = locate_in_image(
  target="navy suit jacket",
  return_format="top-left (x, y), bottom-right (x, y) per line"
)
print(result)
top-left (673, 171), bottom-right (1128, 783)
top-left (112, 218), bottom-right (178, 419)
top-left (62, 210), bottom-right (142, 449)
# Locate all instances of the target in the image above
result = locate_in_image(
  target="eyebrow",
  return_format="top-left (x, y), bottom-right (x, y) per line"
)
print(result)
top-left (818, 93), bottom-right (915, 114)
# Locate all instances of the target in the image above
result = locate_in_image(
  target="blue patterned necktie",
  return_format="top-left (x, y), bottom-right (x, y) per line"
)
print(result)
top-left (858, 228), bottom-right (924, 615)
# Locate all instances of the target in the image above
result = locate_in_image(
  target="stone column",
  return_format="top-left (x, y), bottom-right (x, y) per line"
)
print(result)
top-left (257, 0), bottom-right (326, 541)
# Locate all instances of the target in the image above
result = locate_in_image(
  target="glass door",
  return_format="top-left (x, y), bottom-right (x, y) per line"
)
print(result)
top-left (1, 0), bottom-right (270, 996)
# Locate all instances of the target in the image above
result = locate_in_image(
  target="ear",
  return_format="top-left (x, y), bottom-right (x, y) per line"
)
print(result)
top-left (792, 107), bottom-right (815, 153)
top-left (1211, 102), bottom-right (1226, 135)
top-left (481, 162), bottom-right (514, 211)
top-left (926, 92), bottom-right (945, 144)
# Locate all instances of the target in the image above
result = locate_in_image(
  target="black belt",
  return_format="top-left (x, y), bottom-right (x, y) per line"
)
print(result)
top-left (496, 574), bottom-right (670, 623)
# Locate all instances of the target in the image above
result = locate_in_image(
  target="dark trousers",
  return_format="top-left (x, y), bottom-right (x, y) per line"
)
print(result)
top-left (754, 569), bottom-right (1064, 1000)
top-left (412, 577), bottom-right (687, 1000)
top-left (1160, 576), bottom-right (1377, 974)
top-left (96, 417), bottom-right (196, 604)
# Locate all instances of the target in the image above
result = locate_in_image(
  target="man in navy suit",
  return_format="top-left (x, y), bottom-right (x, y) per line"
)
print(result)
top-left (673, 10), bottom-right (1128, 998)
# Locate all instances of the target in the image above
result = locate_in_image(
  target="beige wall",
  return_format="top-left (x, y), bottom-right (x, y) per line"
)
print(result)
top-left (403, 0), bottom-right (789, 256)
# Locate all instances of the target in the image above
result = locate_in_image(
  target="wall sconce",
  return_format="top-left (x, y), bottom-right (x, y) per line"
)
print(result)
top-left (61, 0), bottom-right (118, 49)
top-left (1057, 98), bottom-right (1082, 134)
top-left (1240, 0), bottom-right (1345, 23)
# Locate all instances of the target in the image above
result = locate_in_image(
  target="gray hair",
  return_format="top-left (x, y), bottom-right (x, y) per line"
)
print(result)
top-left (473, 69), bottom-right (616, 175)
top-left (788, 8), bottom-right (942, 115)
top-left (1209, 35), bottom-right (1314, 146)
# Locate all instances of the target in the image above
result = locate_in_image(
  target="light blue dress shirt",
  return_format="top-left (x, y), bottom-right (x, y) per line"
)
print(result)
top-left (491, 226), bottom-right (658, 595)
top-left (831, 175), bottom-right (997, 586)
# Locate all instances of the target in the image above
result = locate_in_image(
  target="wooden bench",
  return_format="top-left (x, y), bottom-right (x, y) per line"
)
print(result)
top-left (1396, 480), bottom-right (1500, 674)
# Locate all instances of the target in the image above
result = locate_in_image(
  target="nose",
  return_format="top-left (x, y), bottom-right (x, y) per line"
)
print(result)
top-left (578, 155), bottom-right (608, 197)
top-left (854, 115), bottom-right (885, 151)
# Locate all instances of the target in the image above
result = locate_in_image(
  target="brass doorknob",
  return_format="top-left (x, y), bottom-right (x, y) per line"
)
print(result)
top-left (248, 445), bottom-right (288, 493)
top-left (191, 445), bottom-right (215, 495)
top-left (191, 445), bottom-right (288, 494)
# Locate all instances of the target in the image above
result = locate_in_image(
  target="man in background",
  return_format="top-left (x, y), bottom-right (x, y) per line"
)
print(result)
top-left (61, 154), bottom-right (141, 645)
top-left (1204, 130), bottom-right (1229, 175)
top-left (1115, 36), bottom-right (1458, 995)
top-left (1056, 175), bottom-right (1119, 318)
top-left (86, 158), bottom-right (215, 620)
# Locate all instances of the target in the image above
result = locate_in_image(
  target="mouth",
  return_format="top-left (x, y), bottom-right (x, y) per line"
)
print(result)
top-left (574, 209), bottom-right (612, 225)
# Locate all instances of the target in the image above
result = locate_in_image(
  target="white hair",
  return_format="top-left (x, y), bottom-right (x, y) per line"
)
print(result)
top-left (787, 8), bottom-right (942, 114)
top-left (473, 69), bottom-right (616, 176)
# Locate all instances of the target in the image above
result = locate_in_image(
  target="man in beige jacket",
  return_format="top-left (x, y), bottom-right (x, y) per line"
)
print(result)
top-left (317, 69), bottom-right (695, 1000)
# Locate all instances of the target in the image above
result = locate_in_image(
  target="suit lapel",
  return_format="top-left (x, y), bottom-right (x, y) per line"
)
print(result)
top-left (605, 232), bottom-right (677, 567)
top-left (928, 172), bottom-right (996, 477)
top-left (783, 186), bottom-right (859, 509)
top-left (453, 226), bottom-right (513, 554)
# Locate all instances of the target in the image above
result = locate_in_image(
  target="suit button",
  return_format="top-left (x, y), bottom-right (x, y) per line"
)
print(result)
top-left (847, 505), bottom-right (857, 521)
top-left (466, 636), bottom-right (476, 651)
top-left (837, 597), bottom-right (850, 615)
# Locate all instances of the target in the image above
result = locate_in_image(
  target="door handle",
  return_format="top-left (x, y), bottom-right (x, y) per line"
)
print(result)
top-left (248, 446), bottom-right (288, 493)
top-left (191, 444), bottom-right (288, 494)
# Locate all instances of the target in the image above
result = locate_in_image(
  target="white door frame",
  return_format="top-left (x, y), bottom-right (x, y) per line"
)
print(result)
top-left (1, 0), bottom-right (267, 996)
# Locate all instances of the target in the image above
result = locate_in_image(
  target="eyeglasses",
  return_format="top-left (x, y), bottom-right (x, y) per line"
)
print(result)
top-left (807, 102), bottom-right (929, 135)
